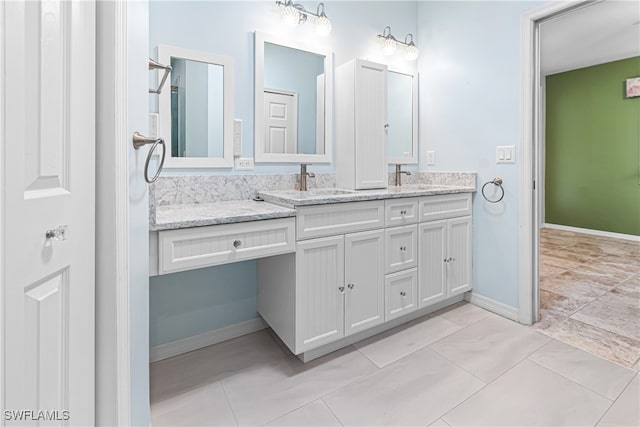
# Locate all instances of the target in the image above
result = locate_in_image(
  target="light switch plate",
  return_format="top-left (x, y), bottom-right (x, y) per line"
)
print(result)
top-left (496, 145), bottom-right (515, 164)
top-left (149, 113), bottom-right (159, 139)
top-left (426, 150), bottom-right (436, 166)
top-left (233, 119), bottom-right (242, 156)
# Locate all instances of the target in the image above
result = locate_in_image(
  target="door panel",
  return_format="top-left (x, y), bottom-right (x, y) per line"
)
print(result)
top-left (3, 1), bottom-right (95, 424)
top-left (296, 236), bottom-right (345, 352)
top-left (448, 216), bottom-right (472, 296)
top-left (344, 229), bottom-right (384, 335)
top-left (418, 220), bottom-right (447, 307)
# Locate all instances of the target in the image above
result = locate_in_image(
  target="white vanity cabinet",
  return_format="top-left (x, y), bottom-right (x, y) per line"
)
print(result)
top-left (418, 195), bottom-right (472, 307)
top-left (335, 59), bottom-right (388, 190)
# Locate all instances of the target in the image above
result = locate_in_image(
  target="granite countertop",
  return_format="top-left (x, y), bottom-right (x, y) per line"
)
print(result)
top-left (259, 184), bottom-right (476, 208)
top-left (151, 200), bottom-right (296, 231)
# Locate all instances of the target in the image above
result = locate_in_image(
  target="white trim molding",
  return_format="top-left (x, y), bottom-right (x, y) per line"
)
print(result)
top-left (543, 223), bottom-right (640, 242)
top-left (518, 0), bottom-right (594, 326)
top-left (464, 292), bottom-right (519, 322)
top-left (150, 318), bottom-right (268, 363)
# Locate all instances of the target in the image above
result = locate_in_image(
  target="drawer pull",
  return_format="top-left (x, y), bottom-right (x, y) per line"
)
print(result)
top-left (347, 283), bottom-right (355, 290)
top-left (400, 246), bottom-right (407, 252)
top-left (400, 291), bottom-right (406, 297)
top-left (233, 239), bottom-right (242, 248)
top-left (400, 210), bottom-right (407, 215)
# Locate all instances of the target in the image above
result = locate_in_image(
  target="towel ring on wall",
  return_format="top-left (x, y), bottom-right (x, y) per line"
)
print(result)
top-left (132, 132), bottom-right (166, 183)
top-left (481, 177), bottom-right (504, 203)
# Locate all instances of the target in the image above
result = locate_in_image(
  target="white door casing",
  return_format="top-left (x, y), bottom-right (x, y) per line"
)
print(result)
top-left (2, 1), bottom-right (95, 425)
top-left (264, 89), bottom-right (298, 154)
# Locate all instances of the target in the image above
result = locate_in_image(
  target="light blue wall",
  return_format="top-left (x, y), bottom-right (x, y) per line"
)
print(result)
top-left (148, 1), bottom-right (419, 348)
top-left (417, 1), bottom-right (543, 308)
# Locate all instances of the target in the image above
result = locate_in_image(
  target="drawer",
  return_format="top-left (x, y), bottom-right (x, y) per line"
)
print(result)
top-left (419, 193), bottom-right (472, 222)
top-left (296, 200), bottom-right (385, 240)
top-left (385, 268), bottom-right (418, 321)
top-left (158, 218), bottom-right (295, 274)
top-left (385, 224), bottom-right (418, 274)
top-left (385, 197), bottom-right (419, 227)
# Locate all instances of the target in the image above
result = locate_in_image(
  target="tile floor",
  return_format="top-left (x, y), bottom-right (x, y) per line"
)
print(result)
top-left (535, 228), bottom-right (640, 369)
top-left (150, 302), bottom-right (640, 426)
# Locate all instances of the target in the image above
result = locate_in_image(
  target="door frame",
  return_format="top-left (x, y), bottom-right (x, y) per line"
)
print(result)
top-left (518, 0), bottom-right (598, 325)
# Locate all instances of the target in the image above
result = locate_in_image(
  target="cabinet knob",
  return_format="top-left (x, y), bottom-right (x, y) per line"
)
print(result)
top-left (400, 210), bottom-right (407, 215)
top-left (443, 258), bottom-right (448, 263)
top-left (450, 257), bottom-right (456, 262)
top-left (400, 246), bottom-right (406, 252)
top-left (45, 225), bottom-right (68, 241)
top-left (233, 239), bottom-right (242, 248)
top-left (384, 124), bottom-right (390, 129)
top-left (400, 291), bottom-right (406, 297)
top-left (347, 283), bottom-right (355, 290)
top-left (338, 286), bottom-right (345, 293)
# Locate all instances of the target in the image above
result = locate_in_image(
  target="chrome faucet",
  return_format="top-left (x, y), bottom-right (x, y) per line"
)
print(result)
top-left (300, 164), bottom-right (316, 191)
top-left (394, 164), bottom-right (412, 186)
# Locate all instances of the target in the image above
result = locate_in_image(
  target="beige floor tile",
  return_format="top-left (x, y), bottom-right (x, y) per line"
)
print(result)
top-left (528, 339), bottom-right (636, 400)
top-left (323, 347), bottom-right (485, 426)
top-left (598, 374), bottom-right (640, 426)
top-left (612, 274), bottom-right (640, 299)
top-left (151, 382), bottom-right (237, 427)
top-left (354, 315), bottom-right (462, 368)
top-left (540, 275), bottom-right (609, 300)
top-left (222, 346), bottom-right (377, 426)
top-left (545, 318), bottom-right (640, 368)
top-left (429, 315), bottom-right (550, 382)
top-left (568, 264), bottom-right (632, 288)
top-left (571, 292), bottom-right (640, 340)
top-left (264, 400), bottom-right (342, 427)
top-left (438, 302), bottom-right (493, 327)
top-left (443, 360), bottom-right (612, 426)
top-left (150, 330), bottom-right (289, 403)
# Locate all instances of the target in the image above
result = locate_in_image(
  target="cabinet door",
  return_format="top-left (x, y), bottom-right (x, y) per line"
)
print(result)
top-left (295, 235), bottom-right (345, 352)
top-left (344, 229), bottom-right (385, 336)
top-left (385, 268), bottom-right (418, 321)
top-left (385, 224), bottom-right (418, 274)
top-left (418, 220), bottom-right (447, 307)
top-left (355, 59), bottom-right (387, 189)
top-left (447, 216), bottom-right (472, 296)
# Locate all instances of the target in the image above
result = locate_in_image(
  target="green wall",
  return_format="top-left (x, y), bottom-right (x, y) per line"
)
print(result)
top-left (545, 56), bottom-right (640, 236)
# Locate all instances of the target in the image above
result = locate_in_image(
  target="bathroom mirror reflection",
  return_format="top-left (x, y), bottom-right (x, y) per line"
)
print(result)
top-left (255, 32), bottom-right (333, 163)
top-left (387, 69), bottom-right (418, 165)
top-left (158, 45), bottom-right (234, 168)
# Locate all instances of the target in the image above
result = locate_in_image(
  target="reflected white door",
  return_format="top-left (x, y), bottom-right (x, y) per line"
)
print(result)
top-left (264, 89), bottom-right (298, 154)
top-left (2, 1), bottom-right (95, 425)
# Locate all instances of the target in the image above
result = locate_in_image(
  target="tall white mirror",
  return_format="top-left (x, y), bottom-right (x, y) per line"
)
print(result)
top-left (254, 31), bottom-right (333, 163)
top-left (387, 69), bottom-right (418, 164)
top-left (158, 45), bottom-right (234, 168)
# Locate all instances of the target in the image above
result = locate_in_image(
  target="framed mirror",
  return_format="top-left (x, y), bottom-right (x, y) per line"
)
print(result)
top-left (158, 45), bottom-right (234, 168)
top-left (387, 69), bottom-right (418, 165)
top-left (254, 31), bottom-right (333, 163)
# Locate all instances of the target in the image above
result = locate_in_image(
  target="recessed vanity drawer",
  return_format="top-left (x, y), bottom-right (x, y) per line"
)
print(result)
top-left (385, 224), bottom-right (418, 274)
top-left (158, 218), bottom-right (295, 274)
top-left (296, 200), bottom-right (385, 240)
top-left (385, 197), bottom-right (419, 227)
top-left (385, 268), bottom-right (418, 321)
top-left (419, 193), bottom-right (472, 222)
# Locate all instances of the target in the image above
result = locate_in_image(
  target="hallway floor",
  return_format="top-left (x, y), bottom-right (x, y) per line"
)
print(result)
top-left (535, 228), bottom-right (640, 369)
top-left (150, 302), bottom-right (639, 426)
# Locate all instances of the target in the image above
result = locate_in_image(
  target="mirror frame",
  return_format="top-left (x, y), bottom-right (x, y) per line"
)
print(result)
top-left (387, 68), bottom-right (418, 165)
top-left (254, 31), bottom-right (333, 163)
top-left (157, 44), bottom-right (234, 168)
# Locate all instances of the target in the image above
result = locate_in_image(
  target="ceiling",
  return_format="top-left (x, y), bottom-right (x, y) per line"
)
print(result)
top-left (540, 0), bottom-right (640, 76)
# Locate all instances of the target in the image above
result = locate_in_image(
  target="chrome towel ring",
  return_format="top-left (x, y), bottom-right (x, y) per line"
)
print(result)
top-left (132, 132), bottom-right (166, 183)
top-left (481, 177), bottom-right (504, 203)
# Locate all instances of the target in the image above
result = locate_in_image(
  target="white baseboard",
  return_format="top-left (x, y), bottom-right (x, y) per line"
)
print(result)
top-left (542, 223), bottom-right (640, 242)
top-left (465, 292), bottom-right (519, 322)
top-left (150, 318), bottom-right (268, 363)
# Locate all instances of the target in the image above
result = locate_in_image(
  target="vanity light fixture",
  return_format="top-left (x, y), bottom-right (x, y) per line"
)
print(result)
top-left (275, 1), bottom-right (332, 36)
top-left (377, 26), bottom-right (419, 60)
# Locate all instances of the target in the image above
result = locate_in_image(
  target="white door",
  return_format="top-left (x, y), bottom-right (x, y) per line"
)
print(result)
top-left (448, 216), bottom-right (472, 296)
top-left (344, 229), bottom-right (384, 336)
top-left (264, 89), bottom-right (298, 154)
top-left (2, 1), bottom-right (95, 425)
top-left (418, 220), bottom-right (447, 307)
top-left (296, 236), bottom-right (345, 352)
top-left (355, 59), bottom-right (387, 189)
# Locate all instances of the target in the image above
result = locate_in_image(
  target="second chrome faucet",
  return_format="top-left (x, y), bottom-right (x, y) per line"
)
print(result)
top-left (300, 164), bottom-right (316, 191)
top-left (394, 164), bottom-right (411, 186)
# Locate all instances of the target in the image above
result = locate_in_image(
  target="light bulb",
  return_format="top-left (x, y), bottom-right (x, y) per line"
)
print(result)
top-left (382, 36), bottom-right (397, 55)
top-left (405, 43), bottom-right (419, 60)
top-left (281, 4), bottom-right (301, 26)
top-left (315, 14), bottom-right (332, 36)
